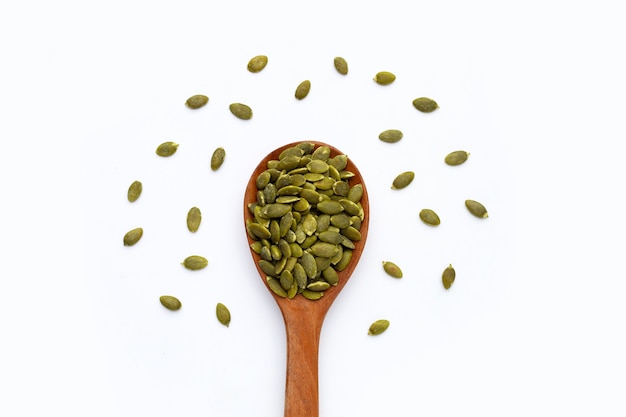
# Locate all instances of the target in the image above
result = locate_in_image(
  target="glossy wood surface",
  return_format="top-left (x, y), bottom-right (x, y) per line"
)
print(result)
top-left (243, 141), bottom-right (369, 417)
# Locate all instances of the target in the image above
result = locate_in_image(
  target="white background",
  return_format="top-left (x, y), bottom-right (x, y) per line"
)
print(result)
top-left (2, 1), bottom-right (625, 416)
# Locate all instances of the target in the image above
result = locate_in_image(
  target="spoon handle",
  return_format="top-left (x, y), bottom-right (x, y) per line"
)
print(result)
top-left (283, 310), bottom-right (324, 417)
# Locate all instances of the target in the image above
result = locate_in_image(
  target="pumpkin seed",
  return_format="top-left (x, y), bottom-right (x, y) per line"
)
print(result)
top-left (442, 264), bottom-right (455, 289)
top-left (374, 71), bottom-right (396, 85)
top-left (419, 209), bottom-right (441, 226)
top-left (248, 143), bottom-right (366, 300)
top-left (444, 150), bottom-right (469, 166)
top-left (185, 94), bottom-right (209, 109)
top-left (392, 171), bottom-right (415, 189)
top-left (368, 319), bottom-right (390, 336)
top-left (156, 141), bottom-right (178, 157)
top-left (127, 180), bottom-right (142, 202)
top-left (247, 55), bottom-right (268, 73)
top-left (182, 255), bottom-right (208, 270)
top-left (412, 97), bottom-right (439, 113)
top-left (216, 303), bottom-right (231, 327)
top-left (378, 129), bottom-right (403, 143)
top-left (334, 57), bottom-right (348, 75)
top-left (267, 277), bottom-right (288, 297)
top-left (211, 147), bottom-right (226, 171)
top-left (465, 199), bottom-right (489, 218)
top-left (382, 261), bottom-right (403, 278)
top-left (295, 80), bottom-right (311, 100)
top-left (229, 103), bottom-right (253, 120)
top-left (187, 207), bottom-right (201, 232)
top-left (302, 289), bottom-right (324, 300)
top-left (159, 295), bottom-right (182, 311)
top-left (123, 227), bottom-right (143, 246)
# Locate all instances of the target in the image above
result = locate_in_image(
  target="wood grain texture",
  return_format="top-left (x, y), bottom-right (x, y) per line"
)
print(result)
top-left (244, 141), bottom-right (369, 417)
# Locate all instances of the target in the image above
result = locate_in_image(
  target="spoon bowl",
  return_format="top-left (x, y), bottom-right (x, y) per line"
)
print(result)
top-left (243, 141), bottom-right (369, 417)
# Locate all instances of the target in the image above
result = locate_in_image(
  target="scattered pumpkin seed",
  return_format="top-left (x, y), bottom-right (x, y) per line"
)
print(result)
top-left (127, 180), bottom-right (142, 202)
top-left (159, 295), bottom-right (182, 311)
top-left (229, 103), bottom-right (253, 120)
top-left (412, 97), bottom-right (439, 113)
top-left (185, 94), bottom-right (209, 109)
top-left (334, 57), bottom-right (348, 75)
top-left (465, 199), bottom-right (489, 218)
top-left (123, 227), bottom-right (143, 246)
top-left (419, 209), bottom-right (440, 226)
top-left (445, 150), bottom-right (469, 166)
top-left (156, 141), bottom-right (178, 157)
top-left (247, 55), bottom-right (268, 73)
top-left (187, 206), bottom-right (201, 232)
top-left (442, 264), bottom-right (455, 289)
top-left (211, 147), bottom-right (226, 171)
top-left (374, 71), bottom-right (396, 85)
top-left (182, 255), bottom-right (208, 270)
top-left (295, 80), bottom-right (311, 100)
top-left (382, 261), bottom-right (403, 278)
top-left (391, 171), bottom-right (415, 189)
top-left (368, 319), bottom-right (390, 336)
top-left (216, 303), bottom-right (231, 327)
top-left (378, 129), bottom-right (403, 143)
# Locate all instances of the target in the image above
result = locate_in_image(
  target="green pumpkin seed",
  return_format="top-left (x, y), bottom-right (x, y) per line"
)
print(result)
top-left (159, 295), bottom-right (182, 311)
top-left (419, 209), bottom-right (440, 226)
top-left (368, 319), bottom-right (390, 335)
top-left (465, 199), bottom-right (488, 218)
top-left (182, 255), bottom-right (208, 270)
top-left (267, 277), bottom-right (288, 297)
top-left (211, 147), bottom-right (226, 171)
top-left (247, 55), bottom-right (268, 73)
top-left (374, 71), bottom-right (396, 85)
top-left (229, 103), bottom-right (253, 120)
top-left (322, 267), bottom-right (338, 285)
top-left (334, 57), bottom-right (348, 75)
top-left (317, 200), bottom-right (344, 215)
top-left (300, 251), bottom-right (317, 279)
top-left (378, 129), bottom-right (403, 143)
top-left (123, 227), bottom-right (143, 246)
top-left (127, 180), bottom-right (142, 202)
top-left (216, 303), bottom-right (231, 327)
top-left (310, 242), bottom-right (340, 258)
top-left (260, 203), bottom-right (292, 218)
top-left (247, 222), bottom-right (272, 239)
top-left (392, 171), bottom-right (415, 189)
top-left (412, 97), bottom-right (439, 113)
top-left (335, 249), bottom-right (352, 271)
top-left (444, 150), bottom-right (469, 166)
top-left (156, 141), bottom-right (178, 157)
top-left (307, 280), bottom-right (331, 291)
top-left (382, 261), bottom-right (403, 278)
top-left (302, 289), bottom-right (324, 300)
top-left (187, 206), bottom-right (201, 232)
top-left (185, 94), bottom-right (209, 109)
top-left (295, 80), bottom-right (311, 100)
top-left (442, 264), bottom-right (455, 289)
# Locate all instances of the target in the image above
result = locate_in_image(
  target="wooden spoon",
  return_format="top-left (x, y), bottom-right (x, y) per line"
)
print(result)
top-left (243, 141), bottom-right (369, 417)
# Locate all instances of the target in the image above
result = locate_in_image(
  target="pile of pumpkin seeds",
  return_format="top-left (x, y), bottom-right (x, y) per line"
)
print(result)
top-left (120, 53), bottom-right (492, 337)
top-left (246, 142), bottom-right (365, 301)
